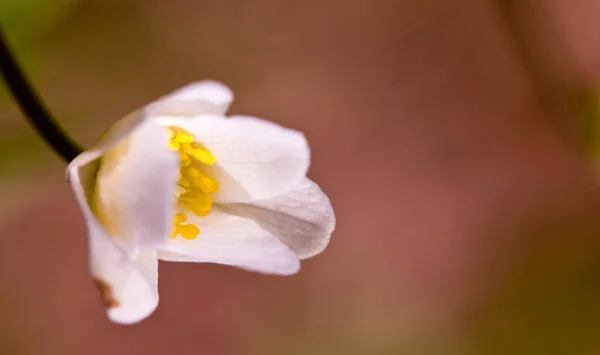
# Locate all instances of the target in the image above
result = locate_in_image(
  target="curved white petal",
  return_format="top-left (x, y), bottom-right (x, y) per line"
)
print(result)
top-left (101, 249), bottom-right (159, 325)
top-left (93, 120), bottom-right (178, 249)
top-left (68, 163), bottom-right (159, 324)
top-left (66, 110), bottom-right (145, 180)
top-left (159, 115), bottom-right (310, 203)
top-left (157, 207), bottom-right (300, 275)
top-left (224, 179), bottom-right (335, 259)
top-left (147, 81), bottom-right (233, 117)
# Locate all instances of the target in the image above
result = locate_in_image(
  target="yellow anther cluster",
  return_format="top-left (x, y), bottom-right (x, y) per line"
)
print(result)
top-left (171, 213), bottom-right (199, 240)
top-left (167, 127), bottom-right (219, 240)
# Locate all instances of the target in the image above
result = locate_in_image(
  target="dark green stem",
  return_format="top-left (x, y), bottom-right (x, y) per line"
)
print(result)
top-left (0, 29), bottom-right (82, 162)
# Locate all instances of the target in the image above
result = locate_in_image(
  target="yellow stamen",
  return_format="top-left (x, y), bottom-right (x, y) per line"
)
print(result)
top-left (179, 177), bottom-right (191, 188)
top-left (196, 176), bottom-right (219, 193)
top-left (183, 166), bottom-right (202, 178)
top-left (167, 126), bottom-right (219, 240)
top-left (180, 143), bottom-right (192, 151)
top-left (174, 132), bottom-right (194, 144)
top-left (189, 148), bottom-right (216, 165)
top-left (174, 186), bottom-right (186, 198)
top-left (178, 224), bottom-right (200, 240)
top-left (174, 213), bottom-right (187, 224)
top-left (180, 153), bottom-right (192, 168)
top-left (168, 140), bottom-right (180, 151)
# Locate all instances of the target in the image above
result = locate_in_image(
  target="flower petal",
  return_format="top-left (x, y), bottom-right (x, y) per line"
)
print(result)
top-left (223, 179), bottom-right (335, 259)
top-left (92, 120), bottom-right (179, 249)
top-left (99, 249), bottom-right (159, 325)
top-left (65, 110), bottom-right (145, 180)
top-left (95, 121), bottom-right (179, 248)
top-left (147, 81), bottom-right (233, 117)
top-left (68, 163), bottom-right (159, 324)
top-left (159, 115), bottom-right (310, 203)
top-left (157, 207), bottom-right (300, 275)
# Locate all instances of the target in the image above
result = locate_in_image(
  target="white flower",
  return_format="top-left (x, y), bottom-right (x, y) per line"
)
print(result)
top-left (66, 81), bottom-right (335, 324)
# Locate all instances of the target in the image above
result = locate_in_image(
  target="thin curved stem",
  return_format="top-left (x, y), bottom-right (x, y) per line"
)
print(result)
top-left (0, 29), bottom-right (82, 162)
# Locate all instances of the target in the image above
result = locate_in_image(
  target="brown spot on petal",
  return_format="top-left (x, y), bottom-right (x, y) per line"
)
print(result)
top-left (93, 278), bottom-right (120, 309)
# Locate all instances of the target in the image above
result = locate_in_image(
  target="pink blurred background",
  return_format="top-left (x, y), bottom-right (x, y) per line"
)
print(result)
top-left (1, 0), bottom-right (600, 354)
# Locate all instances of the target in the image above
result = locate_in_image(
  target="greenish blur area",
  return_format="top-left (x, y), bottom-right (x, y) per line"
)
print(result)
top-left (0, 0), bottom-right (73, 44)
top-left (0, 0), bottom-right (74, 94)
top-left (0, 0), bottom-right (75, 177)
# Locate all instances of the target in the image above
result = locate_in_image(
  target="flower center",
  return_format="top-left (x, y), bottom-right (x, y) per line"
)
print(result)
top-left (167, 126), bottom-right (219, 240)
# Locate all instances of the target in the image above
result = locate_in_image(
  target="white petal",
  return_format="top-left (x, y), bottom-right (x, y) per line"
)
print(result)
top-left (68, 163), bottom-right (159, 324)
top-left (147, 81), bottom-right (233, 117)
top-left (160, 115), bottom-right (310, 203)
top-left (223, 179), bottom-right (335, 259)
top-left (93, 120), bottom-right (179, 249)
top-left (101, 249), bottom-right (159, 325)
top-left (157, 207), bottom-right (300, 275)
top-left (65, 110), bottom-right (145, 179)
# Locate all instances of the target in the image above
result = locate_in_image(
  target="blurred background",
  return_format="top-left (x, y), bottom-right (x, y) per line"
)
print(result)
top-left (1, 0), bottom-right (600, 354)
